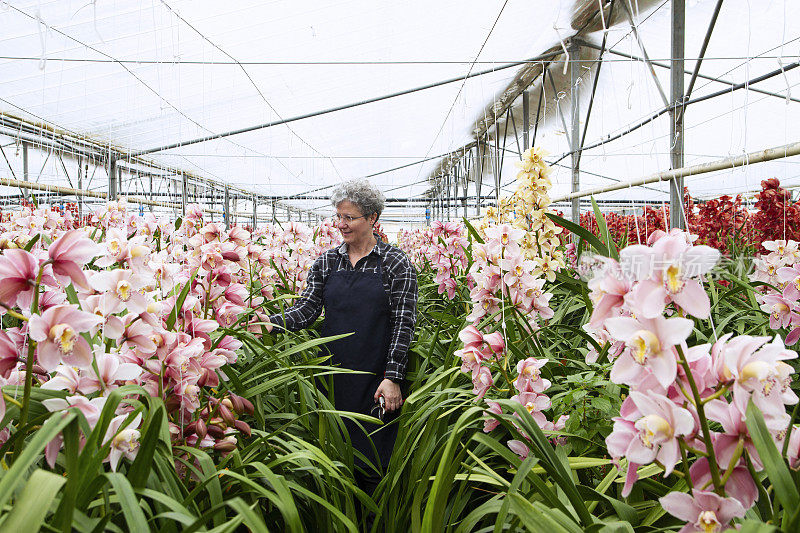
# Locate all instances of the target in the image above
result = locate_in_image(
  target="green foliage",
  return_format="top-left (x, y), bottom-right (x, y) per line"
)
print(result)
top-left (2, 238), bottom-right (799, 532)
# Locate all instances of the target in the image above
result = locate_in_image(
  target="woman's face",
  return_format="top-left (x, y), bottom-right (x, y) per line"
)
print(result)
top-left (335, 200), bottom-right (376, 245)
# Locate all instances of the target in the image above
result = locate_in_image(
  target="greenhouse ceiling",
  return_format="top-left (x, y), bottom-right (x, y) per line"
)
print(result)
top-left (0, 0), bottom-right (799, 224)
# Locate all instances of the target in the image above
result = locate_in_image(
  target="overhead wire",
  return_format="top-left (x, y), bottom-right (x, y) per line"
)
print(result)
top-left (410, 0), bottom-right (511, 191)
top-left (1, 55), bottom-right (797, 65)
top-left (158, 1), bottom-right (344, 181)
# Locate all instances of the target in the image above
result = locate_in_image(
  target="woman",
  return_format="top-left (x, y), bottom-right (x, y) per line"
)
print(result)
top-left (267, 178), bottom-right (418, 493)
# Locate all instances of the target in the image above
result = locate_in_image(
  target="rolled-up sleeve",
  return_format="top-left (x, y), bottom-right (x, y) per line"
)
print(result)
top-left (268, 255), bottom-right (325, 331)
top-left (384, 253), bottom-right (418, 381)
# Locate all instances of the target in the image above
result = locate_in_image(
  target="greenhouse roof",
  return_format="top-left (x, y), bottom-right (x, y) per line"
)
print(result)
top-left (1, 0), bottom-right (799, 225)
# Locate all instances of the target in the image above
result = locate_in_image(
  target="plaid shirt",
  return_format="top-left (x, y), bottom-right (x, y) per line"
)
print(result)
top-left (268, 238), bottom-right (418, 381)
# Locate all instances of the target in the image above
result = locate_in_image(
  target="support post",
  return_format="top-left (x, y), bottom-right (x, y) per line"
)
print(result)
top-left (570, 40), bottom-right (582, 225)
top-left (670, 0), bottom-right (686, 229)
top-left (522, 90), bottom-right (530, 151)
top-left (181, 173), bottom-right (188, 215)
top-left (252, 194), bottom-right (258, 229)
top-left (272, 200), bottom-right (277, 223)
top-left (77, 156), bottom-right (83, 220)
top-left (22, 142), bottom-right (31, 204)
top-left (108, 157), bottom-right (117, 201)
top-left (461, 159), bottom-right (468, 219)
top-left (492, 135), bottom-right (496, 200)
top-left (83, 158), bottom-right (89, 217)
top-left (224, 185), bottom-right (230, 230)
top-left (475, 144), bottom-right (483, 217)
top-left (149, 176), bottom-right (154, 212)
top-left (453, 168), bottom-right (459, 221)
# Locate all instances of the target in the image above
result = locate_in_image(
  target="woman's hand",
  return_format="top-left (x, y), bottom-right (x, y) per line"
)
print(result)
top-left (374, 379), bottom-right (403, 412)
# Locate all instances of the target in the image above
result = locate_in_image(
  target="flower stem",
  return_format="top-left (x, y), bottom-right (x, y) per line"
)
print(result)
top-left (14, 340), bottom-right (37, 461)
top-left (14, 262), bottom-right (47, 461)
top-left (677, 345), bottom-right (725, 495)
top-left (781, 400), bottom-right (800, 457)
top-left (718, 438), bottom-right (745, 488)
top-left (0, 305), bottom-right (27, 322)
top-left (2, 393), bottom-right (23, 409)
top-left (679, 440), bottom-right (695, 494)
top-left (700, 384), bottom-right (731, 405)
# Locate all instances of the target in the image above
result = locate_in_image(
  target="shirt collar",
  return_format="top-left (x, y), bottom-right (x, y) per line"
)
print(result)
top-left (336, 234), bottom-right (385, 257)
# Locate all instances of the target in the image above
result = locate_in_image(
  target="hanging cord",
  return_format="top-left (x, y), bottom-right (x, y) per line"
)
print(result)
top-left (553, 24), bottom-right (570, 75)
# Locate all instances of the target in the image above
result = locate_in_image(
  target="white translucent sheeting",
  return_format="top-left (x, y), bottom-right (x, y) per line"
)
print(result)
top-left (0, 0), bottom-right (798, 224)
top-left (494, 0), bottom-right (800, 207)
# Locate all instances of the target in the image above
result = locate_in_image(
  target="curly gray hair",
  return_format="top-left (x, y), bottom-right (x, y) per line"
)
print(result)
top-left (330, 178), bottom-right (385, 220)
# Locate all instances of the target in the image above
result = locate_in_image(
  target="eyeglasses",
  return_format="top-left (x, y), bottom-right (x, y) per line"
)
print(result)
top-left (333, 213), bottom-right (367, 223)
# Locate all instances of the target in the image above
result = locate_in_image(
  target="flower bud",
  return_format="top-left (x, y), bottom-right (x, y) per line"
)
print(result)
top-left (240, 397), bottom-right (255, 415)
top-left (233, 419), bottom-right (251, 438)
top-left (213, 437), bottom-right (237, 453)
top-left (183, 421), bottom-right (197, 437)
top-left (206, 424), bottom-right (225, 439)
top-left (195, 419), bottom-right (207, 440)
top-left (219, 404), bottom-right (236, 426)
top-left (228, 394), bottom-right (245, 414)
top-left (165, 396), bottom-right (182, 413)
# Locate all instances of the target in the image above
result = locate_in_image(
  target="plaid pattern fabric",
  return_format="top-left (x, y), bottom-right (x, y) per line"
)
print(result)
top-left (268, 238), bottom-right (418, 381)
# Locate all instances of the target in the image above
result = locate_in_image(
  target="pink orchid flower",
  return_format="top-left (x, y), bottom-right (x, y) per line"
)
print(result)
top-left (659, 490), bottom-right (745, 533)
top-left (28, 305), bottom-right (103, 371)
top-left (200, 222), bottom-right (224, 243)
top-left (89, 270), bottom-right (149, 315)
top-left (719, 335), bottom-right (798, 416)
top-left (484, 224), bottom-right (524, 255)
top-left (41, 394), bottom-right (107, 421)
top-left (587, 265), bottom-right (633, 328)
top-left (507, 439), bottom-right (530, 460)
top-left (39, 290), bottom-right (67, 312)
top-left (481, 331), bottom-right (505, 357)
top-left (786, 425), bottom-right (800, 470)
top-left (79, 349), bottom-right (143, 393)
top-left (48, 229), bottom-right (100, 289)
top-left (0, 330), bottom-right (20, 378)
top-left (605, 391), bottom-right (695, 489)
top-left (94, 228), bottom-right (129, 267)
top-left (605, 315), bottom-right (694, 388)
top-left (103, 413), bottom-right (142, 472)
top-left (41, 365), bottom-right (86, 394)
top-left (484, 401), bottom-right (502, 433)
top-left (118, 315), bottom-right (158, 355)
top-left (689, 458), bottom-right (757, 511)
top-left (471, 366), bottom-right (494, 399)
top-left (704, 398), bottom-right (776, 470)
top-left (500, 252), bottom-right (535, 287)
top-left (620, 236), bottom-right (719, 319)
top-left (213, 335), bottom-right (242, 365)
top-left (437, 278), bottom-right (458, 300)
top-left (777, 264), bottom-right (800, 300)
top-left (513, 357), bottom-right (551, 393)
top-left (41, 395), bottom-right (107, 468)
top-left (759, 293), bottom-right (795, 330)
top-left (0, 249), bottom-right (42, 309)
top-left (510, 391), bottom-right (551, 428)
top-left (465, 293), bottom-right (500, 323)
top-left (82, 294), bottom-right (125, 339)
top-left (458, 325), bottom-right (484, 348)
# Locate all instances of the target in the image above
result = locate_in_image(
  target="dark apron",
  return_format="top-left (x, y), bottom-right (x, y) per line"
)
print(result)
top-left (321, 252), bottom-right (399, 474)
